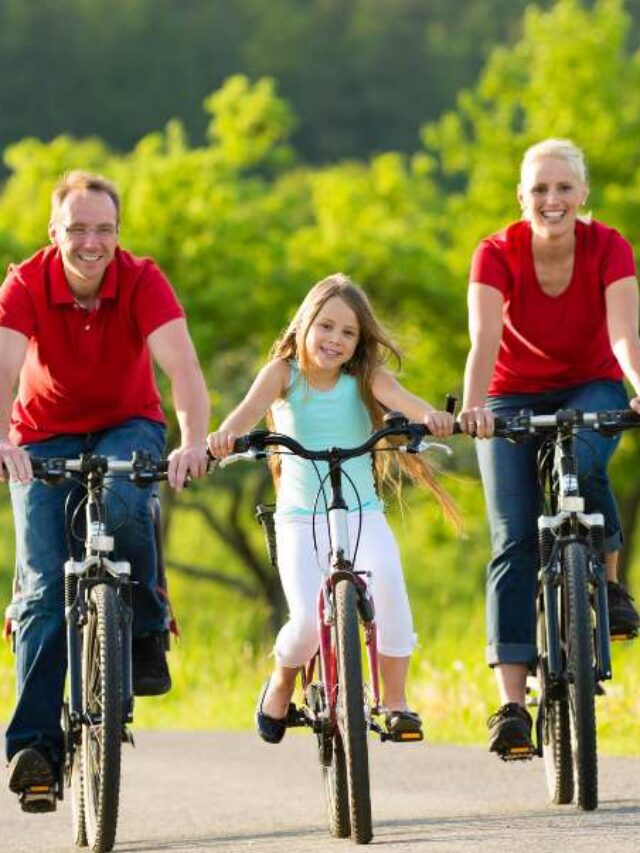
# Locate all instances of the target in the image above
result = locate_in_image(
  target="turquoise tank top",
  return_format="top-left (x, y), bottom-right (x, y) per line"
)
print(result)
top-left (271, 362), bottom-right (382, 516)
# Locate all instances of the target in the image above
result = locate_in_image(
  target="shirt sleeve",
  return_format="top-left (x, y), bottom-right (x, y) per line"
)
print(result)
top-left (601, 230), bottom-right (637, 287)
top-left (131, 260), bottom-right (185, 338)
top-left (469, 238), bottom-right (512, 296)
top-left (0, 270), bottom-right (36, 337)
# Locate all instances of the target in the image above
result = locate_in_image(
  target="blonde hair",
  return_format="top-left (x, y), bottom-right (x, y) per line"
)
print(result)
top-left (520, 138), bottom-right (588, 186)
top-left (268, 273), bottom-right (460, 526)
top-left (51, 170), bottom-right (120, 223)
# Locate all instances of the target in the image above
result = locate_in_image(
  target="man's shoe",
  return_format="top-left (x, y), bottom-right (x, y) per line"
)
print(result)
top-left (132, 633), bottom-right (171, 696)
top-left (487, 702), bottom-right (535, 761)
top-left (7, 748), bottom-right (57, 813)
top-left (607, 581), bottom-right (639, 638)
top-left (255, 679), bottom-right (287, 744)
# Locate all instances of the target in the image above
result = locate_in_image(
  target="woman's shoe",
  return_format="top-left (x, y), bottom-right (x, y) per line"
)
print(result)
top-left (255, 678), bottom-right (287, 744)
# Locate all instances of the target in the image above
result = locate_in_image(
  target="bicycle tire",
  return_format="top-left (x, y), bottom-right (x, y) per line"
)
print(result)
top-left (71, 744), bottom-right (88, 847)
top-left (63, 701), bottom-right (88, 848)
top-left (335, 579), bottom-right (372, 844)
top-left (542, 696), bottom-right (573, 804)
top-left (538, 605), bottom-right (573, 804)
top-left (323, 730), bottom-right (351, 838)
top-left (564, 542), bottom-right (598, 810)
top-left (81, 583), bottom-right (123, 852)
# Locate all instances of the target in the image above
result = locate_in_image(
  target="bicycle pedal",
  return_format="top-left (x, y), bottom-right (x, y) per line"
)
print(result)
top-left (389, 730), bottom-right (424, 743)
top-left (499, 746), bottom-right (536, 762)
top-left (20, 785), bottom-right (57, 813)
top-left (611, 630), bottom-right (638, 642)
top-left (285, 703), bottom-right (307, 728)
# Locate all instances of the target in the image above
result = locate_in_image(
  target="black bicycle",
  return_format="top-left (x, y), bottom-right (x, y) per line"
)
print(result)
top-left (7, 451), bottom-right (169, 852)
top-left (222, 412), bottom-right (454, 844)
top-left (493, 408), bottom-right (640, 810)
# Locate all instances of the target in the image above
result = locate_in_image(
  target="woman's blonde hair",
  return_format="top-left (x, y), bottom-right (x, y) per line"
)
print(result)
top-left (268, 273), bottom-right (459, 526)
top-left (520, 138), bottom-right (588, 186)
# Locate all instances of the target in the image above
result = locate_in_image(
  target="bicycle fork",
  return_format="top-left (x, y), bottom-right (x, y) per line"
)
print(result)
top-left (538, 515), bottom-right (611, 688)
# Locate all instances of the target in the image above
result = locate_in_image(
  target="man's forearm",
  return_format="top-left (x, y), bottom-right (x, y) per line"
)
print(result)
top-left (171, 364), bottom-right (210, 447)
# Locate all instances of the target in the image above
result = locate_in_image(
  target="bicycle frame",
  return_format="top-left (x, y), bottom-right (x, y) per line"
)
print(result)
top-left (536, 418), bottom-right (611, 688)
top-left (303, 453), bottom-right (381, 731)
top-left (63, 457), bottom-right (135, 733)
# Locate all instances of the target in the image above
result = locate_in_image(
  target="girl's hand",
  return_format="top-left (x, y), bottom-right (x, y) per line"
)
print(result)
top-left (207, 429), bottom-right (237, 459)
top-left (459, 406), bottom-right (495, 439)
top-left (423, 410), bottom-right (455, 437)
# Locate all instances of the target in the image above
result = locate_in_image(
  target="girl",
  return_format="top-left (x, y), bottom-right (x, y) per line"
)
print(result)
top-left (208, 273), bottom-right (457, 743)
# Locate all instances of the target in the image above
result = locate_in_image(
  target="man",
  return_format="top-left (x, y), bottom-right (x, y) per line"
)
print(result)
top-left (0, 171), bottom-right (210, 808)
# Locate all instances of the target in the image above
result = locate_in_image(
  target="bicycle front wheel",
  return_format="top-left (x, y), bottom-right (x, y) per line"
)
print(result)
top-left (335, 579), bottom-right (372, 845)
top-left (564, 542), bottom-right (597, 810)
top-left (81, 583), bottom-right (123, 852)
top-left (538, 604), bottom-right (573, 805)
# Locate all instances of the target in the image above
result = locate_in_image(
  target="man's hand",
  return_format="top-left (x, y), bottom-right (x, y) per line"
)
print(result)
top-left (166, 443), bottom-right (209, 491)
top-left (0, 439), bottom-right (32, 483)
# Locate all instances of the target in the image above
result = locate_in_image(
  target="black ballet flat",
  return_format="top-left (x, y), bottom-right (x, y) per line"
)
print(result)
top-left (255, 678), bottom-right (287, 744)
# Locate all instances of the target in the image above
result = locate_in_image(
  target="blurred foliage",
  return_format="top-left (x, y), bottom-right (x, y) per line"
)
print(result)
top-left (0, 0), bottom-right (562, 164)
top-left (1, 0), bottom-right (640, 630)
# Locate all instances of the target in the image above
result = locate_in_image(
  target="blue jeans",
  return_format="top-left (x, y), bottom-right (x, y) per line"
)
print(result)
top-left (476, 380), bottom-right (628, 667)
top-left (5, 417), bottom-right (166, 769)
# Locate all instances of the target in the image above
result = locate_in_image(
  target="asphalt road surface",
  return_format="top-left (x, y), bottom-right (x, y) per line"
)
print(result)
top-left (1, 732), bottom-right (639, 852)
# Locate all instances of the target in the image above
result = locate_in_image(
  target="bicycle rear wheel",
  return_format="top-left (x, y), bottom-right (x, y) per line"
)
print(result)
top-left (564, 542), bottom-right (597, 810)
top-left (538, 605), bottom-right (573, 804)
top-left (335, 579), bottom-right (372, 844)
top-left (81, 583), bottom-right (123, 852)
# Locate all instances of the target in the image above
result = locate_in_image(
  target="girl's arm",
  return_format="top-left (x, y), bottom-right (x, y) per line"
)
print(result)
top-left (606, 276), bottom-right (640, 413)
top-left (459, 282), bottom-right (504, 438)
top-left (207, 359), bottom-right (288, 458)
top-left (372, 369), bottom-right (454, 437)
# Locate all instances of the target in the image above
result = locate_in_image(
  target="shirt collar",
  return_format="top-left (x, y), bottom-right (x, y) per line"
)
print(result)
top-left (49, 249), bottom-right (118, 306)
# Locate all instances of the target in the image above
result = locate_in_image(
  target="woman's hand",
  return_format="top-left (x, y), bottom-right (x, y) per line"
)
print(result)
top-left (629, 395), bottom-right (640, 414)
top-left (458, 406), bottom-right (495, 439)
top-left (207, 429), bottom-right (237, 459)
top-left (423, 410), bottom-right (455, 438)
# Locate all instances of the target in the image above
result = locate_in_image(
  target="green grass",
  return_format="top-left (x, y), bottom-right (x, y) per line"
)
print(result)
top-left (2, 477), bottom-right (640, 755)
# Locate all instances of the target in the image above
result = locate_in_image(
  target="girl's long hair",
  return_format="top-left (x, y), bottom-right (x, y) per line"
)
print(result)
top-left (267, 273), bottom-right (459, 527)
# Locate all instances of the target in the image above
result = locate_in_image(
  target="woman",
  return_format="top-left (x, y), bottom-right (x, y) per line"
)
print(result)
top-left (459, 139), bottom-right (640, 758)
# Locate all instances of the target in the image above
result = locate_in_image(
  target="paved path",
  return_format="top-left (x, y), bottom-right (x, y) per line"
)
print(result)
top-left (1, 732), bottom-right (639, 851)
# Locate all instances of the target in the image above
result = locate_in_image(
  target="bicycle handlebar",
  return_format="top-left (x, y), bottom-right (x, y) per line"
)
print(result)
top-left (221, 413), bottom-right (461, 468)
top-left (30, 451), bottom-right (170, 485)
top-left (493, 408), bottom-right (640, 439)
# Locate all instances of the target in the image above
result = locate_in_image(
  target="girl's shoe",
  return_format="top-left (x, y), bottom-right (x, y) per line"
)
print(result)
top-left (385, 709), bottom-right (423, 736)
top-left (255, 679), bottom-right (287, 744)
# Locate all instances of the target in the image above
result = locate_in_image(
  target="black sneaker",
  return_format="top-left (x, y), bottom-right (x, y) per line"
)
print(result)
top-left (487, 702), bottom-right (535, 760)
top-left (7, 748), bottom-right (57, 813)
top-left (132, 633), bottom-right (171, 696)
top-left (607, 581), bottom-right (639, 638)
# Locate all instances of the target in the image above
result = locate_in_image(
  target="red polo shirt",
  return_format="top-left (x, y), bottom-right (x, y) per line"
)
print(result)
top-left (0, 246), bottom-right (185, 444)
top-left (470, 219), bottom-right (636, 395)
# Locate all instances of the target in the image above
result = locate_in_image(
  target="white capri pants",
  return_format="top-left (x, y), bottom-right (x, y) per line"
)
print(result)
top-left (274, 510), bottom-right (417, 667)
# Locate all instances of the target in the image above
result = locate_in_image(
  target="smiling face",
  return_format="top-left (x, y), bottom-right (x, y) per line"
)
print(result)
top-left (49, 188), bottom-right (119, 299)
top-left (518, 155), bottom-right (588, 240)
top-left (304, 296), bottom-right (360, 379)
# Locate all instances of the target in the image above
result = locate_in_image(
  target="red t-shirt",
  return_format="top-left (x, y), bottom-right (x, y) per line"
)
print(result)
top-left (0, 246), bottom-right (185, 444)
top-left (470, 219), bottom-right (636, 395)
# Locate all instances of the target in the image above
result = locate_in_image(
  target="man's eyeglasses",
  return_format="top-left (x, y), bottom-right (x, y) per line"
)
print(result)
top-left (63, 224), bottom-right (118, 238)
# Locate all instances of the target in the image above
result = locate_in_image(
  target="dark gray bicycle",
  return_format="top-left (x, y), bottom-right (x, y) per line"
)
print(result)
top-left (493, 408), bottom-right (639, 810)
top-left (6, 451), bottom-right (170, 853)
